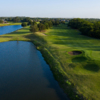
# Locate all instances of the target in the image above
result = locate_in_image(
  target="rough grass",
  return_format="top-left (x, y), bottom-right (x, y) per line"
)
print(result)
top-left (0, 24), bottom-right (100, 100)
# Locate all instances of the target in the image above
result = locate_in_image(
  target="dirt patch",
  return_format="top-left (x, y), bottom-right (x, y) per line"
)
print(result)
top-left (68, 51), bottom-right (82, 55)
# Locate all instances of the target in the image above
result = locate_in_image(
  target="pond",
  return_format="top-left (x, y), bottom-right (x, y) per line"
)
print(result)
top-left (0, 25), bottom-right (22, 35)
top-left (0, 41), bottom-right (69, 100)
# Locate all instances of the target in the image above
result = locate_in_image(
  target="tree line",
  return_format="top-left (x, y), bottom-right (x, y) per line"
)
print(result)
top-left (0, 17), bottom-right (69, 23)
top-left (0, 19), bottom-right (3, 23)
top-left (30, 20), bottom-right (53, 33)
top-left (68, 18), bottom-right (100, 38)
top-left (21, 19), bottom-right (66, 33)
top-left (30, 19), bottom-right (66, 33)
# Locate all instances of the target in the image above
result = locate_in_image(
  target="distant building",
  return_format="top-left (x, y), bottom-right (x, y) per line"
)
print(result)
top-left (2, 19), bottom-right (7, 23)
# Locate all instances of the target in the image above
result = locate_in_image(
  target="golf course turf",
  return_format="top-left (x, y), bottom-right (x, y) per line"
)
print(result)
top-left (0, 24), bottom-right (100, 100)
top-left (0, 22), bottom-right (21, 26)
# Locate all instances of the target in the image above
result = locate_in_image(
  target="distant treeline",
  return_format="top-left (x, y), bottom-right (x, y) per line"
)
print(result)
top-left (84, 18), bottom-right (100, 23)
top-left (1, 17), bottom-right (100, 23)
top-left (0, 17), bottom-right (70, 23)
top-left (68, 18), bottom-right (100, 38)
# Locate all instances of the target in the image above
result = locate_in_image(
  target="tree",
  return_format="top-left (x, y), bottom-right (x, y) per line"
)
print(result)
top-left (38, 23), bottom-right (46, 31)
top-left (44, 23), bottom-right (49, 29)
top-left (32, 21), bottom-right (37, 25)
top-left (22, 17), bottom-right (31, 22)
top-left (48, 21), bottom-right (53, 27)
top-left (93, 21), bottom-right (100, 31)
top-left (0, 19), bottom-right (3, 23)
top-left (8, 18), bottom-right (12, 21)
top-left (27, 20), bottom-right (33, 25)
top-left (21, 22), bottom-right (27, 27)
top-left (13, 17), bottom-right (20, 22)
top-left (30, 25), bottom-right (39, 33)
top-left (61, 21), bottom-right (65, 24)
top-left (68, 18), bottom-right (100, 38)
top-left (53, 20), bottom-right (60, 26)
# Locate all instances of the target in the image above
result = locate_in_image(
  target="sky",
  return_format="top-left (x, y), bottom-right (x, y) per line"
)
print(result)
top-left (0, 0), bottom-right (100, 18)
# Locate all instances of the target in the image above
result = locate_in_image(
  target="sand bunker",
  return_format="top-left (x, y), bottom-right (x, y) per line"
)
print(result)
top-left (68, 51), bottom-right (82, 55)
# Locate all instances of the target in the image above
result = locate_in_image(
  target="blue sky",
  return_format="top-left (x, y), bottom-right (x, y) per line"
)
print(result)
top-left (0, 0), bottom-right (100, 18)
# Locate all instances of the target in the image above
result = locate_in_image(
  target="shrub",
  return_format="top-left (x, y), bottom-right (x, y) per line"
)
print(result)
top-left (21, 22), bottom-right (27, 27)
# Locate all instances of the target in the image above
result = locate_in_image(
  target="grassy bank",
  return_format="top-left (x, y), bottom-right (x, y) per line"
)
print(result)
top-left (0, 22), bottom-right (21, 26)
top-left (0, 24), bottom-right (100, 100)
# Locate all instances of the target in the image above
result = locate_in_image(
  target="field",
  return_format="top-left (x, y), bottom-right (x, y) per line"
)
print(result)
top-left (0, 24), bottom-right (100, 100)
top-left (0, 22), bottom-right (21, 26)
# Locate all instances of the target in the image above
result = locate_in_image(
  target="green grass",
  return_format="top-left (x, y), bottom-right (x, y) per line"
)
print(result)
top-left (0, 24), bottom-right (100, 100)
top-left (0, 22), bottom-right (21, 26)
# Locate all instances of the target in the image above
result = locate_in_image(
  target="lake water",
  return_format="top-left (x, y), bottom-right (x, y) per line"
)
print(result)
top-left (0, 25), bottom-right (22, 35)
top-left (0, 41), bottom-right (69, 100)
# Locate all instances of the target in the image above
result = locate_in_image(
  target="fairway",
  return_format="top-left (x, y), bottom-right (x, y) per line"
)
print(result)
top-left (0, 24), bottom-right (100, 100)
top-left (44, 24), bottom-right (100, 99)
